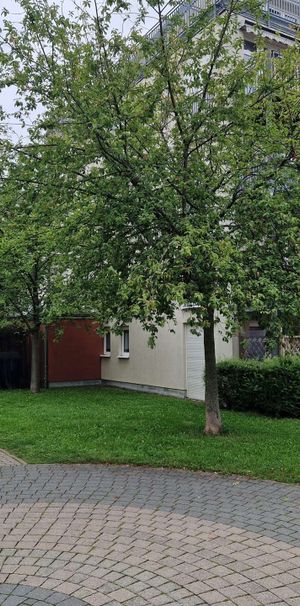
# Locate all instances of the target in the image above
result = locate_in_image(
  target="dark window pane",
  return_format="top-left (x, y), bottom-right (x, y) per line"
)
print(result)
top-left (123, 329), bottom-right (129, 353)
top-left (105, 331), bottom-right (111, 352)
top-left (244, 40), bottom-right (256, 52)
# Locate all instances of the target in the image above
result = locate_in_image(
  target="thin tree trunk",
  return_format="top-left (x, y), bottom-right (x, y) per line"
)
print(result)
top-left (203, 307), bottom-right (222, 435)
top-left (30, 329), bottom-right (40, 394)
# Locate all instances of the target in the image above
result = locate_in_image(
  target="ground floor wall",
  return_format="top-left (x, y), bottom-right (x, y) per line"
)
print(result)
top-left (101, 311), bottom-right (186, 395)
top-left (101, 311), bottom-right (234, 399)
top-left (47, 319), bottom-right (102, 386)
top-left (0, 314), bottom-right (234, 395)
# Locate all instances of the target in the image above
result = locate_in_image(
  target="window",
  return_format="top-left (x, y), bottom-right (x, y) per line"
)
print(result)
top-left (243, 40), bottom-right (257, 94)
top-left (101, 329), bottom-right (111, 357)
top-left (120, 328), bottom-right (130, 358)
top-left (271, 50), bottom-right (282, 59)
top-left (104, 330), bottom-right (111, 354)
top-left (243, 39), bottom-right (256, 61)
top-left (270, 49), bottom-right (282, 75)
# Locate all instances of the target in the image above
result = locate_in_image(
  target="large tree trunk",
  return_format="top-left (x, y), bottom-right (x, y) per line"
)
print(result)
top-left (203, 307), bottom-right (222, 435)
top-left (30, 329), bottom-right (41, 394)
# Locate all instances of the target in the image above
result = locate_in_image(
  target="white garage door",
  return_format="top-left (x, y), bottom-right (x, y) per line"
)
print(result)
top-left (185, 326), bottom-right (205, 400)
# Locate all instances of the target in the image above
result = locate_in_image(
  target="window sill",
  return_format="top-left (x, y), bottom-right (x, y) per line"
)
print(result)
top-left (100, 353), bottom-right (111, 358)
top-left (118, 354), bottom-right (130, 359)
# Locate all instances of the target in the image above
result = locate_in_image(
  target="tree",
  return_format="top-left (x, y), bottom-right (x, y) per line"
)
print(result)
top-left (0, 148), bottom-right (76, 393)
top-left (1, 0), bottom-right (300, 428)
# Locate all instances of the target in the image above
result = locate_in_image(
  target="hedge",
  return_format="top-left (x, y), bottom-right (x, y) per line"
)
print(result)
top-left (217, 356), bottom-right (300, 418)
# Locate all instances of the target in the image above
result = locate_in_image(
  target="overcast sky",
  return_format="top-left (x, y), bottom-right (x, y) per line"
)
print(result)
top-left (0, 0), bottom-right (156, 141)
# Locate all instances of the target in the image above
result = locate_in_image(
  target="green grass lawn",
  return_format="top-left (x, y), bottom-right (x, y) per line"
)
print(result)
top-left (0, 386), bottom-right (299, 483)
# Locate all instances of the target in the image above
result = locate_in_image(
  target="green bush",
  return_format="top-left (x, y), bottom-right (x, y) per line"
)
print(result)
top-left (217, 356), bottom-right (300, 418)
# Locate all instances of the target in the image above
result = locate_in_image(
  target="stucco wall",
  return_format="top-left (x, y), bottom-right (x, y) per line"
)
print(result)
top-left (181, 310), bottom-right (234, 360)
top-left (101, 311), bottom-right (186, 391)
top-left (101, 310), bottom-right (234, 392)
top-left (214, 321), bottom-right (234, 361)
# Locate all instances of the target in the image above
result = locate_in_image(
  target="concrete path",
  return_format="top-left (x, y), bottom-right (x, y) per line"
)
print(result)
top-left (0, 458), bottom-right (299, 606)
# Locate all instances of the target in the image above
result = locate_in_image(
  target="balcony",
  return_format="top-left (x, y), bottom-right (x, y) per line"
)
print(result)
top-left (145, 0), bottom-right (300, 42)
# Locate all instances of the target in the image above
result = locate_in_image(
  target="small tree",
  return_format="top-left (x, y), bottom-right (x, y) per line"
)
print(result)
top-left (0, 149), bottom-right (74, 393)
top-left (1, 0), bottom-right (300, 426)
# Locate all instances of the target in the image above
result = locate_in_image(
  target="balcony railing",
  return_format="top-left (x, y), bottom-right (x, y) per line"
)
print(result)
top-left (267, 0), bottom-right (300, 24)
top-left (146, 0), bottom-right (223, 41)
top-left (145, 0), bottom-right (300, 42)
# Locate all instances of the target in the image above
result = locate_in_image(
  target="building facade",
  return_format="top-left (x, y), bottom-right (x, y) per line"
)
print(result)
top-left (101, 310), bottom-right (235, 399)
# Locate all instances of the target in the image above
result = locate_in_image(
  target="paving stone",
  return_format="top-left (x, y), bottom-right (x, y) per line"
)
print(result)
top-left (0, 586), bottom-right (88, 605)
top-left (0, 450), bottom-right (24, 466)
top-left (0, 463), bottom-right (299, 606)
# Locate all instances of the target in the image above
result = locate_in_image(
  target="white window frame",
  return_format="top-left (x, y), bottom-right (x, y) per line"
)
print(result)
top-left (101, 328), bottom-right (111, 357)
top-left (119, 327), bottom-right (130, 358)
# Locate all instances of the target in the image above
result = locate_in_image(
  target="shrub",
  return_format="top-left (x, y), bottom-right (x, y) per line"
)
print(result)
top-left (217, 356), bottom-right (300, 418)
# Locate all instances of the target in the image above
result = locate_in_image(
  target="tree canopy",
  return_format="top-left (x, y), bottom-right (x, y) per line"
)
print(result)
top-left (0, 146), bottom-right (81, 391)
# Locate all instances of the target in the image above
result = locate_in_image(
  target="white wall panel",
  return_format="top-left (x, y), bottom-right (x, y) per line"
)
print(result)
top-left (185, 327), bottom-right (205, 400)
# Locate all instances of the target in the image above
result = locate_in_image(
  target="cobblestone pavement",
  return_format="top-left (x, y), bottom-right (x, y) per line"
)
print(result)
top-left (0, 462), bottom-right (299, 606)
top-left (0, 450), bottom-right (24, 466)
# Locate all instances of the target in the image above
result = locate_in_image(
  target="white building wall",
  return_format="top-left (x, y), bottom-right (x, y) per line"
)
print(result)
top-left (101, 310), bottom-right (234, 398)
top-left (101, 309), bottom-right (187, 397)
top-left (214, 321), bottom-right (234, 361)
